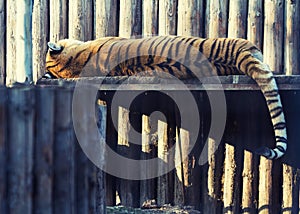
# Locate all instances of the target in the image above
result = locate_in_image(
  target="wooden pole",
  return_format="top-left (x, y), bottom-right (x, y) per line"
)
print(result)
top-left (53, 86), bottom-right (75, 213)
top-left (0, 0), bottom-right (5, 84)
top-left (282, 164), bottom-right (293, 213)
top-left (263, 0), bottom-right (284, 73)
top-left (142, 0), bottom-right (158, 36)
top-left (228, 0), bottom-right (248, 38)
top-left (68, 0), bottom-right (85, 40)
top-left (96, 100), bottom-right (107, 214)
top-left (177, 0), bottom-right (203, 36)
top-left (49, 0), bottom-right (68, 42)
top-left (0, 87), bottom-right (7, 213)
top-left (119, 0), bottom-right (142, 38)
top-left (284, 1), bottom-right (300, 75)
top-left (34, 86), bottom-right (54, 213)
top-left (7, 86), bottom-right (35, 214)
top-left (207, 0), bottom-right (228, 37)
top-left (158, 0), bottom-right (178, 36)
top-left (32, 0), bottom-right (49, 81)
top-left (157, 119), bottom-right (169, 206)
top-left (247, 0), bottom-right (263, 49)
top-left (95, 0), bottom-right (118, 37)
top-left (258, 157), bottom-right (272, 213)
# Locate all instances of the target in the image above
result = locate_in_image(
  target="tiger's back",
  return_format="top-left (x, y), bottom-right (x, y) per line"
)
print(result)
top-left (45, 36), bottom-right (287, 159)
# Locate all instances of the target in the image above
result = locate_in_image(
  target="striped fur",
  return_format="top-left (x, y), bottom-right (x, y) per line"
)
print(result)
top-left (45, 36), bottom-right (287, 159)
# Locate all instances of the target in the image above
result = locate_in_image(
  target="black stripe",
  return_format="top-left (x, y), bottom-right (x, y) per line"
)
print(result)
top-left (82, 51), bottom-right (94, 67)
top-left (267, 98), bottom-right (279, 105)
top-left (95, 38), bottom-right (116, 72)
top-left (276, 145), bottom-right (286, 153)
top-left (274, 122), bottom-right (286, 130)
top-left (214, 40), bottom-right (222, 62)
top-left (244, 46), bottom-right (260, 52)
top-left (46, 62), bottom-right (60, 69)
top-left (74, 48), bottom-right (88, 61)
top-left (208, 39), bottom-right (217, 61)
top-left (237, 53), bottom-right (252, 71)
top-left (57, 56), bottom-right (74, 73)
top-left (223, 39), bottom-right (231, 64)
top-left (153, 37), bottom-right (169, 56)
top-left (227, 39), bottom-right (239, 66)
top-left (272, 150), bottom-right (278, 159)
top-left (175, 39), bottom-right (186, 56)
top-left (159, 37), bottom-right (173, 56)
top-left (264, 89), bottom-right (279, 97)
top-left (275, 136), bottom-right (288, 143)
top-left (148, 37), bottom-right (159, 55)
top-left (270, 106), bottom-right (283, 119)
top-left (104, 42), bottom-right (118, 71)
top-left (244, 61), bottom-right (260, 75)
top-left (254, 76), bottom-right (274, 84)
top-left (199, 39), bottom-right (208, 53)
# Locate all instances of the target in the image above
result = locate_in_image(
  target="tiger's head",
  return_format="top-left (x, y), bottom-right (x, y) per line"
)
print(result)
top-left (44, 39), bottom-right (85, 79)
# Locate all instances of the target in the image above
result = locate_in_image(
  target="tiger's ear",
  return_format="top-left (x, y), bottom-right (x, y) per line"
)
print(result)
top-left (48, 42), bottom-right (63, 54)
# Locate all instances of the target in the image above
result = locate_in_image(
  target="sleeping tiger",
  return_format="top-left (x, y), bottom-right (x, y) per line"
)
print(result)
top-left (44, 36), bottom-right (287, 159)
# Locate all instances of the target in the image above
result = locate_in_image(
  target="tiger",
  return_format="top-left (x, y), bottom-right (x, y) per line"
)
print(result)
top-left (43, 36), bottom-right (287, 159)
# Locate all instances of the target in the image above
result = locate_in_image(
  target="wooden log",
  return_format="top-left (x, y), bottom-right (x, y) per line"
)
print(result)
top-left (7, 86), bottom-right (35, 214)
top-left (34, 86), bottom-right (54, 213)
top-left (142, 0), bottom-right (158, 36)
top-left (247, 0), bottom-right (263, 49)
top-left (158, 0), bottom-right (178, 35)
top-left (95, 0), bottom-right (118, 37)
top-left (0, 87), bottom-right (7, 213)
top-left (0, 0), bottom-right (5, 84)
top-left (140, 114), bottom-right (156, 206)
top-left (83, 0), bottom-right (93, 40)
top-left (119, 0), bottom-right (142, 38)
top-left (68, 0), bottom-right (84, 40)
top-left (53, 86), bottom-right (75, 213)
top-left (32, 0), bottom-right (49, 81)
top-left (258, 157), bottom-right (272, 214)
top-left (177, 0), bottom-right (203, 36)
top-left (96, 100), bottom-right (107, 214)
top-left (117, 106), bottom-right (140, 207)
top-left (227, 0), bottom-right (248, 38)
top-left (157, 119), bottom-right (169, 206)
top-left (282, 164), bottom-right (293, 213)
top-left (49, 0), bottom-right (68, 42)
top-left (204, 0), bottom-right (211, 37)
top-left (174, 128), bottom-right (190, 206)
top-left (263, 0), bottom-right (284, 73)
top-left (207, 0), bottom-right (228, 37)
top-left (284, 0), bottom-right (300, 75)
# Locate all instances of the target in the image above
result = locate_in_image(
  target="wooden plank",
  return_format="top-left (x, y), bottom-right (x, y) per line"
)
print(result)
top-left (228, 0), bottom-right (248, 38)
top-left (247, 0), bottom-right (263, 49)
top-left (282, 164), bottom-right (293, 213)
top-left (0, 0), bottom-right (5, 84)
top-left (68, 0), bottom-right (85, 40)
top-left (49, 0), bottom-right (68, 42)
top-left (284, 1), bottom-right (300, 75)
top-left (7, 86), bottom-right (35, 214)
top-left (0, 87), bottom-right (7, 213)
top-left (158, 0), bottom-right (178, 35)
top-left (32, 0), bottom-right (49, 81)
top-left (142, 0), bottom-right (158, 36)
top-left (263, 0), bottom-right (284, 73)
top-left (34, 86), bottom-right (54, 213)
top-left (207, 0), bottom-right (228, 37)
top-left (140, 114), bottom-right (156, 206)
top-left (53, 87), bottom-right (75, 213)
top-left (96, 101), bottom-right (107, 214)
top-left (95, 0), bottom-right (118, 37)
top-left (177, 0), bottom-right (203, 36)
top-left (157, 119), bottom-right (169, 206)
top-left (119, 0), bottom-right (142, 38)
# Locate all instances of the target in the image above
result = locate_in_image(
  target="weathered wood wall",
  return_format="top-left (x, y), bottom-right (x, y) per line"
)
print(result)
top-left (0, 0), bottom-right (299, 84)
top-left (1, 77), bottom-right (300, 213)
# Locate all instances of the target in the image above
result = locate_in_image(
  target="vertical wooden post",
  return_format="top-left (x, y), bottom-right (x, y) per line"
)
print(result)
top-left (68, 0), bottom-right (85, 40)
top-left (49, 0), bottom-right (68, 42)
top-left (96, 100), bottom-right (107, 214)
top-left (119, 0), bottom-right (142, 38)
top-left (174, 128), bottom-right (190, 206)
top-left (158, 0), bottom-right (178, 35)
top-left (95, 0), bottom-right (118, 37)
top-left (0, 87), bottom-right (7, 213)
top-left (142, 0), bottom-right (158, 36)
top-left (53, 86), bottom-right (75, 213)
top-left (140, 114), bottom-right (156, 206)
top-left (7, 86), bottom-right (35, 214)
top-left (32, 0), bottom-right (49, 81)
top-left (157, 119), bottom-right (169, 206)
top-left (34, 86), bottom-right (54, 213)
top-left (0, 0), bottom-right (5, 84)
top-left (247, 0), bottom-right (263, 49)
top-left (263, 0), bottom-right (284, 73)
top-left (282, 164), bottom-right (293, 213)
top-left (177, 0), bottom-right (203, 36)
top-left (284, 1), bottom-right (300, 75)
top-left (228, 0), bottom-right (248, 38)
top-left (207, 0), bottom-right (228, 37)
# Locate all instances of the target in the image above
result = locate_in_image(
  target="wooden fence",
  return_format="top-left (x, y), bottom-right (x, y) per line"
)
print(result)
top-left (0, 77), bottom-right (300, 213)
top-left (0, 0), bottom-right (299, 84)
